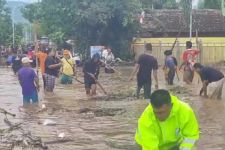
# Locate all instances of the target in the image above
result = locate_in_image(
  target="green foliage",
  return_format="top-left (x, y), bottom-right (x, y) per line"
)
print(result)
top-left (179, 0), bottom-right (192, 24)
top-left (22, 0), bottom-right (142, 59)
top-left (203, 0), bottom-right (221, 9)
top-left (162, 0), bottom-right (179, 9)
top-left (0, 0), bottom-right (24, 47)
top-left (0, 0), bottom-right (12, 45)
top-left (9, 23), bottom-right (24, 46)
top-left (197, 0), bottom-right (205, 9)
top-left (141, 0), bottom-right (179, 10)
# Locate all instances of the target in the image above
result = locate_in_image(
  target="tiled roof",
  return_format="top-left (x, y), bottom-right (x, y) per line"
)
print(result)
top-left (140, 9), bottom-right (225, 35)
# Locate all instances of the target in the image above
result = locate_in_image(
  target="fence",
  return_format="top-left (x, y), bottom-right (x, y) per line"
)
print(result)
top-left (132, 41), bottom-right (225, 66)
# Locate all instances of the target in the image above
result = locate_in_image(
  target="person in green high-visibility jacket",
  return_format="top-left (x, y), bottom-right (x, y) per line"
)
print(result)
top-left (135, 89), bottom-right (200, 150)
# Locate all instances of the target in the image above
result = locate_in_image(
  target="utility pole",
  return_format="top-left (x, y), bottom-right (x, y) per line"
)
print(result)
top-left (222, 0), bottom-right (225, 16)
top-left (189, 0), bottom-right (193, 39)
top-left (12, 8), bottom-right (15, 48)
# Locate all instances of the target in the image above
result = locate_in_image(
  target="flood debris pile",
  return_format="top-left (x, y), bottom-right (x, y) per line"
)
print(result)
top-left (0, 109), bottom-right (47, 150)
top-left (78, 108), bottom-right (126, 117)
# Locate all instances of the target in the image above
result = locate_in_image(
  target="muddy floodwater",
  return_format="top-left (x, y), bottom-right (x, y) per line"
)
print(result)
top-left (0, 66), bottom-right (225, 150)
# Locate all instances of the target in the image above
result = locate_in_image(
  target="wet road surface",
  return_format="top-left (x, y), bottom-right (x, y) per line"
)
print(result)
top-left (0, 66), bottom-right (225, 150)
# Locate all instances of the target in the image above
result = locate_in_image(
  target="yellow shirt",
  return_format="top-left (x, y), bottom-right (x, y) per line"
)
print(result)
top-left (61, 58), bottom-right (75, 76)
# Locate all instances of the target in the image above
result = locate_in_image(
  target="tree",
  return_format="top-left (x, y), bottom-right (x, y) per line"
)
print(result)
top-left (0, 0), bottom-right (12, 46)
top-left (6, 23), bottom-right (24, 46)
top-left (162, 0), bottom-right (179, 9)
top-left (141, 0), bottom-right (179, 10)
top-left (0, 0), bottom-right (24, 47)
top-left (199, 0), bottom-right (221, 9)
top-left (179, 0), bottom-right (192, 24)
top-left (22, 0), bottom-right (142, 59)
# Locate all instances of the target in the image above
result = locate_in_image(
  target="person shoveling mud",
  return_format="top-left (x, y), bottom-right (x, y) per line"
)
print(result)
top-left (83, 53), bottom-right (107, 96)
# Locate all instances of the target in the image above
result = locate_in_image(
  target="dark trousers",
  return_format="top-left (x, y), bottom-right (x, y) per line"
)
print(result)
top-left (137, 81), bottom-right (151, 99)
top-left (168, 69), bottom-right (175, 85)
top-left (42, 75), bottom-right (46, 89)
top-left (105, 68), bottom-right (115, 73)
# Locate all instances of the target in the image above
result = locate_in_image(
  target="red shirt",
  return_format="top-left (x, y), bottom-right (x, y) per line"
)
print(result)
top-left (27, 51), bottom-right (34, 59)
top-left (182, 49), bottom-right (200, 62)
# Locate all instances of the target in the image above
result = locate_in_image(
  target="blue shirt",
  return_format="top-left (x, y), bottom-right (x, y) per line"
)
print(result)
top-left (165, 56), bottom-right (176, 69)
top-left (18, 67), bottom-right (37, 95)
top-left (200, 67), bottom-right (224, 83)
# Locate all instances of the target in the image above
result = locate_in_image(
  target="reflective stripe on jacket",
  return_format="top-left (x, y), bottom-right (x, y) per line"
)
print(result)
top-left (135, 95), bottom-right (199, 150)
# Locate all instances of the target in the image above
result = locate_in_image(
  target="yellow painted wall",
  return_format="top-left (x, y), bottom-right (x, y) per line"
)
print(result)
top-left (132, 37), bottom-right (225, 65)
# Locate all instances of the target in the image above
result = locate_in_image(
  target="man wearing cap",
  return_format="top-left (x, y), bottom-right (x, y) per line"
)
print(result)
top-left (163, 50), bottom-right (178, 85)
top-left (83, 53), bottom-right (101, 95)
top-left (60, 50), bottom-right (76, 84)
top-left (18, 57), bottom-right (40, 105)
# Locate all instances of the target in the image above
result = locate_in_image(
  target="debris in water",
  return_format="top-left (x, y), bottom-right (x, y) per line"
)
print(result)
top-left (1, 116), bottom-right (48, 149)
top-left (37, 104), bottom-right (48, 113)
top-left (42, 104), bottom-right (46, 109)
top-left (57, 132), bottom-right (65, 138)
top-left (78, 108), bottom-right (126, 117)
top-left (0, 107), bottom-right (16, 117)
top-left (43, 119), bottom-right (57, 126)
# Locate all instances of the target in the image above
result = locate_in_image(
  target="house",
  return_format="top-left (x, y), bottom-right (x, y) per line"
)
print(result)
top-left (138, 9), bottom-right (225, 37)
top-left (132, 9), bottom-right (225, 64)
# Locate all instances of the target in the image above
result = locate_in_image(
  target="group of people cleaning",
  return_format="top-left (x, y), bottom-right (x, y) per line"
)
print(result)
top-left (16, 41), bottom-right (224, 150)
top-left (129, 41), bottom-right (224, 149)
top-left (17, 46), bottom-right (116, 104)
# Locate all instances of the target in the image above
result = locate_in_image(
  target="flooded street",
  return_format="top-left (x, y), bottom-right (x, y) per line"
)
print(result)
top-left (0, 66), bottom-right (225, 150)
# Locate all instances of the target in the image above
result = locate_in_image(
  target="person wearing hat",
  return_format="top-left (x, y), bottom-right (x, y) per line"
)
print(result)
top-left (83, 53), bottom-right (101, 95)
top-left (18, 57), bottom-right (40, 105)
top-left (163, 50), bottom-right (178, 85)
top-left (60, 50), bottom-right (76, 84)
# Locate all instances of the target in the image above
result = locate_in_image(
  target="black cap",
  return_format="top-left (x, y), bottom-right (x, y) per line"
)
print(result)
top-left (164, 50), bottom-right (172, 56)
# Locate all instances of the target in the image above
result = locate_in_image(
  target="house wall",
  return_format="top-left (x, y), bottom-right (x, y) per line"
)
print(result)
top-left (132, 37), bottom-right (225, 65)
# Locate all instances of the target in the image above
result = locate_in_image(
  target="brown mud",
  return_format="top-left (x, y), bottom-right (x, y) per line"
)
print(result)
top-left (0, 66), bottom-right (225, 150)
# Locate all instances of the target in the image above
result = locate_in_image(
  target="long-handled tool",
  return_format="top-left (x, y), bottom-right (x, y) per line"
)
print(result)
top-left (71, 76), bottom-right (84, 84)
top-left (33, 30), bottom-right (42, 101)
top-left (87, 73), bottom-right (107, 95)
top-left (60, 71), bottom-right (84, 84)
top-left (100, 60), bottom-right (122, 76)
top-left (175, 69), bottom-right (180, 81)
